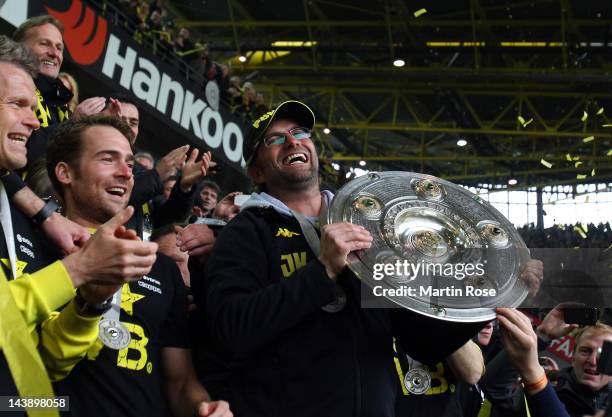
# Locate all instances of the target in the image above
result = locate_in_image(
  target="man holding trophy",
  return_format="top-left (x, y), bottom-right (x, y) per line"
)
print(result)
top-left (203, 100), bottom-right (543, 417)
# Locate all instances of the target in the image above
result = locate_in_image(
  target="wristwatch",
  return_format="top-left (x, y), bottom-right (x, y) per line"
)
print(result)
top-left (31, 199), bottom-right (59, 226)
top-left (74, 289), bottom-right (113, 317)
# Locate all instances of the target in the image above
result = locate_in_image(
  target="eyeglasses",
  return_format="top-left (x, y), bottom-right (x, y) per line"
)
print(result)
top-left (262, 127), bottom-right (311, 147)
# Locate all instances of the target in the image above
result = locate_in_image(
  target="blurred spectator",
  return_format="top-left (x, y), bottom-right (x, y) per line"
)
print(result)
top-left (539, 309), bottom-right (612, 417)
top-left (191, 180), bottom-right (220, 219)
top-left (136, 1), bottom-right (150, 26)
top-left (135, 151), bottom-right (154, 170)
top-left (174, 27), bottom-right (195, 56)
top-left (217, 64), bottom-right (230, 98)
top-left (252, 92), bottom-right (268, 118)
top-left (58, 72), bottom-right (79, 113)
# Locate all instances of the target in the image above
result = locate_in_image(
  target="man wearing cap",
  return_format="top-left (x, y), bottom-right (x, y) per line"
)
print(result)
top-left (203, 101), bottom-right (498, 417)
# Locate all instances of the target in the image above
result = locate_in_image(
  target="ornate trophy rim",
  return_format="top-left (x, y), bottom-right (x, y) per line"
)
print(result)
top-left (324, 171), bottom-right (530, 323)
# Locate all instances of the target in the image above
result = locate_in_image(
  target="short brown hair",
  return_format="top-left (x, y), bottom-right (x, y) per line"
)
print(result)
top-left (0, 35), bottom-right (38, 77)
top-left (46, 115), bottom-right (134, 196)
top-left (13, 15), bottom-right (64, 43)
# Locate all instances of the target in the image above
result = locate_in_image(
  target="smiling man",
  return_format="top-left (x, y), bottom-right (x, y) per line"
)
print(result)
top-left (0, 35), bottom-right (161, 411)
top-left (548, 324), bottom-right (612, 417)
top-left (46, 115), bottom-right (231, 417)
top-left (13, 15), bottom-right (71, 166)
top-left (202, 101), bottom-right (492, 417)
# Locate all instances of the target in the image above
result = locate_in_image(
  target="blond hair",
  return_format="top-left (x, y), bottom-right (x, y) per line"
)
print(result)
top-left (573, 322), bottom-right (612, 351)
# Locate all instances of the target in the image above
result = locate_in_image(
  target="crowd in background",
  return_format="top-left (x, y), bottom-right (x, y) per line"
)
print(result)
top-left (111, 0), bottom-right (268, 123)
top-left (519, 222), bottom-right (612, 248)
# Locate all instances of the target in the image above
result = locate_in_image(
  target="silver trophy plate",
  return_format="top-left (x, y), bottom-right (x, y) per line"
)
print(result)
top-left (324, 171), bottom-right (530, 322)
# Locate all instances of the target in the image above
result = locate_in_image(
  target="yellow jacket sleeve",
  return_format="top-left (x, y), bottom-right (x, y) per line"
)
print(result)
top-left (38, 299), bottom-right (100, 381)
top-left (7, 261), bottom-right (75, 330)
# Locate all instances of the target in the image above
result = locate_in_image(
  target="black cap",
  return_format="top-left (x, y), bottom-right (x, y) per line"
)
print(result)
top-left (243, 100), bottom-right (315, 165)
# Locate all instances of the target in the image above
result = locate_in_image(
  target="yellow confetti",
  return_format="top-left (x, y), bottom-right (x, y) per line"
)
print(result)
top-left (574, 161), bottom-right (583, 167)
top-left (597, 107), bottom-right (604, 115)
top-left (517, 115), bottom-right (526, 125)
top-left (572, 155), bottom-right (580, 161)
top-left (603, 124), bottom-right (612, 127)
top-left (591, 168), bottom-right (596, 176)
top-left (560, 262), bottom-right (564, 269)
top-left (581, 111), bottom-right (588, 122)
top-left (580, 223), bottom-right (588, 234)
top-left (607, 149), bottom-right (612, 156)
top-left (583, 135), bottom-right (595, 143)
top-left (540, 159), bottom-right (553, 168)
top-left (565, 153), bottom-right (572, 161)
top-left (573, 226), bottom-right (587, 239)
top-left (413, 8), bottom-right (427, 17)
top-left (576, 174), bottom-right (587, 180)
top-left (523, 118), bottom-right (533, 127)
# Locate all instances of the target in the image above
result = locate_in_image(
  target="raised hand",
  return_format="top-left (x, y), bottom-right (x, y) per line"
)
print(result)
top-left (62, 206), bottom-right (158, 290)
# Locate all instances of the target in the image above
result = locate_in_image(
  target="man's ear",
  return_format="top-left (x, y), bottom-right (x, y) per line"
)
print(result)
top-left (247, 163), bottom-right (264, 186)
top-left (54, 162), bottom-right (73, 186)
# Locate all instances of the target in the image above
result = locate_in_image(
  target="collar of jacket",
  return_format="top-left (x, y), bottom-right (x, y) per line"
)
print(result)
top-left (35, 74), bottom-right (73, 106)
top-left (558, 367), bottom-right (611, 400)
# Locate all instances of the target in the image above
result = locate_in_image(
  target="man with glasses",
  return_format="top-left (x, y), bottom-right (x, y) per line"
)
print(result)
top-left (202, 101), bottom-right (491, 417)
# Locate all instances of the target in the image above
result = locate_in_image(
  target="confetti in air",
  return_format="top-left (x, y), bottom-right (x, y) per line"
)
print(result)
top-left (607, 149), bottom-right (612, 156)
top-left (517, 116), bottom-right (533, 127)
top-left (540, 159), bottom-right (553, 168)
top-left (603, 124), bottom-right (612, 127)
top-left (565, 153), bottom-right (572, 161)
top-left (413, 8), bottom-right (427, 17)
top-left (581, 111), bottom-right (588, 122)
top-left (574, 161), bottom-right (583, 168)
top-left (582, 136), bottom-right (595, 143)
top-left (596, 107), bottom-right (604, 115)
top-left (576, 174), bottom-right (587, 180)
top-left (591, 168), bottom-right (596, 176)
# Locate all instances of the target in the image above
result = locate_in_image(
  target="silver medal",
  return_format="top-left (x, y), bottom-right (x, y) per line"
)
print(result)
top-left (98, 319), bottom-right (131, 350)
top-left (321, 284), bottom-right (347, 313)
top-left (404, 368), bottom-right (431, 395)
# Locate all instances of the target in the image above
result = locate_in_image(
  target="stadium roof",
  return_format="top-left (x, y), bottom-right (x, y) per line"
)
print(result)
top-left (169, 0), bottom-right (611, 189)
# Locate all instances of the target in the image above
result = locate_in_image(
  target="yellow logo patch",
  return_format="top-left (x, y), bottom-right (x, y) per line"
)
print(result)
top-left (252, 110), bottom-right (275, 129)
top-left (276, 228), bottom-right (300, 238)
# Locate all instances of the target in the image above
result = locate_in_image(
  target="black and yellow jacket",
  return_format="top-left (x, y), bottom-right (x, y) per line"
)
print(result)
top-left (204, 192), bottom-right (487, 417)
top-left (26, 75), bottom-right (72, 170)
